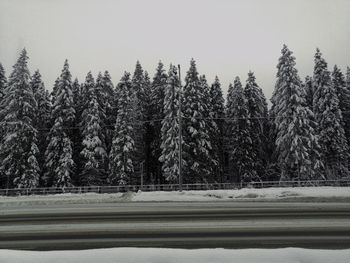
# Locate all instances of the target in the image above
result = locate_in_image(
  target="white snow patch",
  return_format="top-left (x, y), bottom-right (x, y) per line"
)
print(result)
top-left (0, 187), bottom-right (350, 207)
top-left (0, 247), bottom-right (349, 263)
top-left (132, 187), bottom-right (350, 201)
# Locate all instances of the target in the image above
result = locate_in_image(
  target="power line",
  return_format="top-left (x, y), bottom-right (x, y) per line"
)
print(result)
top-left (16, 116), bottom-right (268, 132)
top-left (3, 110), bottom-right (348, 132)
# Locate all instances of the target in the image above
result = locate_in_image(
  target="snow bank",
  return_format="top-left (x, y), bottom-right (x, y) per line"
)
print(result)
top-left (1, 187), bottom-right (350, 207)
top-left (132, 186), bottom-right (350, 201)
top-left (0, 247), bottom-right (349, 263)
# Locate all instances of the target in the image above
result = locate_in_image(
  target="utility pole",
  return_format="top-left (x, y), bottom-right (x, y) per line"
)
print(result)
top-left (178, 64), bottom-right (183, 192)
top-left (140, 161), bottom-right (144, 190)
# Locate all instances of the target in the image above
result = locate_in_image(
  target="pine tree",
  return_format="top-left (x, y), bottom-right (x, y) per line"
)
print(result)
top-left (304, 76), bottom-right (314, 110)
top-left (131, 61), bottom-right (146, 184)
top-left (159, 65), bottom-right (181, 182)
top-left (132, 61), bottom-right (147, 120)
top-left (0, 63), bottom-right (7, 179)
top-left (272, 45), bottom-right (322, 181)
top-left (226, 77), bottom-right (255, 183)
top-left (31, 70), bottom-right (51, 132)
top-left (313, 49), bottom-right (349, 179)
top-left (244, 71), bottom-right (268, 181)
top-left (132, 61), bottom-right (144, 94)
top-left (266, 98), bottom-right (281, 181)
top-left (302, 77), bottom-right (324, 180)
top-left (80, 81), bottom-right (107, 185)
top-left (150, 61), bottom-right (168, 184)
top-left (30, 70), bottom-right (51, 185)
top-left (182, 59), bottom-right (212, 183)
top-left (108, 72), bottom-right (135, 185)
top-left (0, 63), bottom-right (7, 104)
top-left (72, 78), bottom-right (83, 120)
top-left (71, 78), bottom-right (83, 184)
top-left (347, 66), bottom-right (350, 143)
top-left (51, 77), bottom-right (60, 106)
top-left (45, 60), bottom-right (75, 187)
top-left (143, 71), bottom-right (154, 183)
top-left (200, 74), bottom-right (218, 181)
top-left (0, 49), bottom-right (40, 188)
top-left (224, 82), bottom-right (235, 181)
top-left (81, 72), bottom-right (95, 109)
top-left (209, 76), bottom-right (225, 182)
top-left (332, 65), bottom-right (350, 153)
top-left (347, 67), bottom-right (350, 90)
top-left (100, 71), bottom-right (116, 156)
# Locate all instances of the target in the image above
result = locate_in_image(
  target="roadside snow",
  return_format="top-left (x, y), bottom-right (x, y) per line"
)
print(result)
top-left (132, 187), bottom-right (350, 201)
top-left (0, 187), bottom-right (350, 207)
top-left (0, 247), bottom-right (349, 263)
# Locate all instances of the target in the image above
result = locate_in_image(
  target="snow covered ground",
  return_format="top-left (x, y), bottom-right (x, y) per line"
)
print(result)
top-left (1, 247), bottom-right (350, 263)
top-left (1, 187), bottom-right (350, 207)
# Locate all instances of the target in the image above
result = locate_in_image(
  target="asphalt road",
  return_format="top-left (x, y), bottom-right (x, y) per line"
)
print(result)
top-left (1, 202), bottom-right (350, 250)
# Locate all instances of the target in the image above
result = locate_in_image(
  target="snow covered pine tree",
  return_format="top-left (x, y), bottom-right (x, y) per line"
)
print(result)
top-left (0, 63), bottom-right (6, 105)
top-left (131, 61), bottom-right (147, 184)
top-left (98, 71), bottom-right (116, 158)
top-left (199, 74), bottom-right (219, 182)
top-left (244, 71), bottom-right (268, 181)
top-left (44, 60), bottom-right (75, 187)
top-left (108, 72), bottom-right (135, 185)
top-left (208, 76), bottom-right (225, 183)
top-left (332, 65), bottom-right (350, 163)
top-left (272, 45), bottom-right (322, 181)
top-left (159, 65), bottom-right (181, 182)
top-left (150, 61), bottom-right (168, 184)
top-left (30, 70), bottom-right (51, 185)
top-left (0, 49), bottom-right (40, 188)
top-left (313, 49), bottom-right (349, 179)
top-left (226, 77), bottom-right (254, 183)
top-left (182, 59), bottom-right (213, 183)
top-left (79, 72), bottom-right (107, 185)
top-left (71, 77), bottom-right (84, 182)
top-left (0, 63), bottom-right (7, 186)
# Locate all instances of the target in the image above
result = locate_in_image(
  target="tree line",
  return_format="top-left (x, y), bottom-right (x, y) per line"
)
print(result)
top-left (0, 45), bottom-right (349, 189)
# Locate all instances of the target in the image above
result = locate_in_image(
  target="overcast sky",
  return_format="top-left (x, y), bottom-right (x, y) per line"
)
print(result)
top-left (0, 0), bottom-right (349, 102)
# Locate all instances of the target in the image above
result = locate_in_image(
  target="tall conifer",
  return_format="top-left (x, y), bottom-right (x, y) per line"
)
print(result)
top-left (244, 72), bottom-right (268, 181)
top-left (159, 65), bottom-right (181, 182)
top-left (150, 62), bottom-right (168, 183)
top-left (30, 70), bottom-right (51, 184)
top-left (45, 60), bottom-right (75, 187)
top-left (226, 77), bottom-right (255, 182)
top-left (313, 49), bottom-right (349, 179)
top-left (272, 46), bottom-right (323, 180)
top-left (0, 49), bottom-right (40, 188)
top-left (108, 72), bottom-right (135, 185)
top-left (209, 76), bottom-right (225, 182)
top-left (182, 59), bottom-right (212, 183)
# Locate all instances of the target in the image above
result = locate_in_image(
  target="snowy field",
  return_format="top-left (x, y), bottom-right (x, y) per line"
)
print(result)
top-left (1, 247), bottom-right (350, 263)
top-left (1, 187), bottom-right (350, 207)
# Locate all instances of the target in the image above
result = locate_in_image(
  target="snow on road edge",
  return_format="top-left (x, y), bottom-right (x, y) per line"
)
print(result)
top-left (0, 247), bottom-right (349, 263)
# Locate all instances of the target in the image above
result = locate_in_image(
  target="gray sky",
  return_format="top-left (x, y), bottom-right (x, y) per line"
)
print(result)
top-left (0, 0), bottom-right (350, 102)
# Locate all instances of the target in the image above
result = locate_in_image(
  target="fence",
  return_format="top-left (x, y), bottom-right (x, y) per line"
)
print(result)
top-left (1, 179), bottom-right (350, 196)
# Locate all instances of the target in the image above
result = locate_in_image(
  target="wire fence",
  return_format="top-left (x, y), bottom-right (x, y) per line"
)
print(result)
top-left (1, 179), bottom-right (350, 196)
